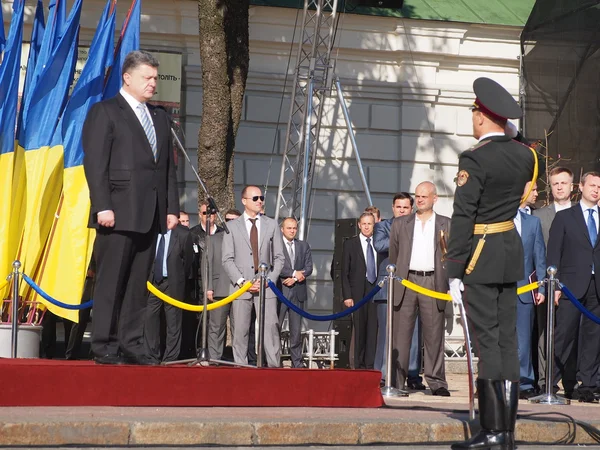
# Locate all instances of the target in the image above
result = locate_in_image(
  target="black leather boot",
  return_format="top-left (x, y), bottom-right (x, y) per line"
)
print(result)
top-left (451, 379), bottom-right (518, 450)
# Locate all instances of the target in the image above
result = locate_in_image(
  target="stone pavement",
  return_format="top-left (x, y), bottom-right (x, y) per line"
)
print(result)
top-left (0, 373), bottom-right (598, 447)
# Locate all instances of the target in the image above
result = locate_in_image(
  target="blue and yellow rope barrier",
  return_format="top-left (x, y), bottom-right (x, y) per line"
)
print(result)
top-left (147, 280), bottom-right (253, 312)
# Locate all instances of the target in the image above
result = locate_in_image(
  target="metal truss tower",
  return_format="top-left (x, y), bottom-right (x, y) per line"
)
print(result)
top-left (274, 0), bottom-right (339, 241)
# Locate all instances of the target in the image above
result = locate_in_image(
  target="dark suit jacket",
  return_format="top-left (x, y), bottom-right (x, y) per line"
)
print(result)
top-left (341, 235), bottom-right (381, 305)
top-left (533, 202), bottom-right (574, 246)
top-left (277, 238), bottom-right (313, 302)
top-left (547, 204), bottom-right (600, 299)
top-left (83, 93), bottom-right (179, 234)
top-left (388, 213), bottom-right (450, 311)
top-left (517, 212), bottom-right (546, 303)
top-left (151, 224), bottom-right (194, 301)
top-left (373, 218), bottom-right (393, 301)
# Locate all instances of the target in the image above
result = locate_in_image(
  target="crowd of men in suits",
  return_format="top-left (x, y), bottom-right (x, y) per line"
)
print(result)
top-left (347, 167), bottom-right (600, 402)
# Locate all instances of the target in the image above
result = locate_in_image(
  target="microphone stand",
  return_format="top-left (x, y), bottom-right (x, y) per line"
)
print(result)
top-left (165, 121), bottom-right (253, 368)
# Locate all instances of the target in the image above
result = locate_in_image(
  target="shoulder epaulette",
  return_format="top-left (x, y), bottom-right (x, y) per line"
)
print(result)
top-left (467, 140), bottom-right (492, 152)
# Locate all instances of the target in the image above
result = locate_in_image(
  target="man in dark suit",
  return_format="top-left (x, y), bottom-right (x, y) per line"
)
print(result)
top-left (447, 78), bottom-right (535, 449)
top-left (547, 171), bottom-right (600, 403)
top-left (373, 193), bottom-right (425, 389)
top-left (182, 201), bottom-right (223, 358)
top-left (144, 224), bottom-right (194, 363)
top-left (341, 212), bottom-right (380, 369)
top-left (83, 50), bottom-right (179, 365)
top-left (389, 182), bottom-right (451, 396)
top-left (277, 217), bottom-right (313, 368)
top-left (514, 187), bottom-right (546, 399)
top-left (221, 186), bottom-right (285, 367)
top-left (206, 209), bottom-right (242, 360)
top-left (532, 166), bottom-right (574, 392)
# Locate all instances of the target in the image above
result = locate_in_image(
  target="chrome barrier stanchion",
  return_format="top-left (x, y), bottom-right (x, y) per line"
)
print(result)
top-left (382, 264), bottom-right (409, 398)
top-left (257, 263), bottom-right (268, 368)
top-left (11, 260), bottom-right (21, 358)
top-left (530, 266), bottom-right (569, 405)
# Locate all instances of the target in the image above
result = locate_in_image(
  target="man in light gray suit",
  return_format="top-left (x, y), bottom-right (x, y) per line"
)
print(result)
top-left (277, 217), bottom-right (313, 368)
top-left (207, 209), bottom-right (242, 361)
top-left (222, 186), bottom-right (285, 367)
top-left (532, 167), bottom-right (574, 392)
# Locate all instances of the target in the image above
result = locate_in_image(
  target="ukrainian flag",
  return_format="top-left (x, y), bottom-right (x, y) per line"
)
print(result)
top-left (0, 0), bottom-right (25, 299)
top-left (35, 0), bottom-right (116, 321)
top-left (0, 2), bottom-right (6, 55)
top-left (17, 0), bottom-right (82, 298)
top-left (104, 0), bottom-right (140, 100)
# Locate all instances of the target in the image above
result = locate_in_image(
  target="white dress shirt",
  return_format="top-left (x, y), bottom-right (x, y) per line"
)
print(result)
top-left (120, 87), bottom-right (155, 130)
top-left (359, 233), bottom-right (377, 279)
top-left (478, 132), bottom-right (505, 142)
top-left (514, 211), bottom-right (523, 237)
top-left (409, 213), bottom-right (436, 272)
top-left (580, 201), bottom-right (599, 235)
top-left (236, 212), bottom-right (262, 286)
top-left (554, 201), bottom-right (571, 213)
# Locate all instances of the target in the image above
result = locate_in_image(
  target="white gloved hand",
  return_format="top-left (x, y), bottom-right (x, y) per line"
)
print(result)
top-left (449, 278), bottom-right (464, 306)
top-left (504, 120), bottom-right (518, 138)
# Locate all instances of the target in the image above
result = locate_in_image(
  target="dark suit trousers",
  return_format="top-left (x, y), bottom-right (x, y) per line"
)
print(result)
top-left (65, 276), bottom-right (94, 360)
top-left (144, 278), bottom-right (183, 363)
top-left (207, 301), bottom-right (231, 360)
top-left (279, 296), bottom-right (304, 368)
top-left (353, 281), bottom-right (377, 369)
top-left (463, 283), bottom-right (519, 381)
top-left (393, 273), bottom-right (446, 390)
top-left (92, 227), bottom-right (156, 358)
top-left (535, 300), bottom-right (578, 390)
top-left (553, 277), bottom-right (600, 389)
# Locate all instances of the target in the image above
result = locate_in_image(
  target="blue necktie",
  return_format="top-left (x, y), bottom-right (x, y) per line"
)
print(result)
top-left (155, 234), bottom-right (165, 283)
top-left (588, 209), bottom-right (597, 247)
top-left (138, 103), bottom-right (157, 160)
top-left (366, 238), bottom-right (376, 284)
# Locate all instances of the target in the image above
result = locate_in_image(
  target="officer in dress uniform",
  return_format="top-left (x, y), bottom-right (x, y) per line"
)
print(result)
top-left (446, 78), bottom-right (537, 450)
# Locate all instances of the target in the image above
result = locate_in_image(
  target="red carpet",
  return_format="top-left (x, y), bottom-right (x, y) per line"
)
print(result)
top-left (0, 358), bottom-right (383, 407)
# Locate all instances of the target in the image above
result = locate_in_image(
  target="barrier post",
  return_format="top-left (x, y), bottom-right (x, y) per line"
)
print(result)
top-left (11, 260), bottom-right (21, 358)
top-left (329, 328), bottom-right (335, 369)
top-left (257, 263), bottom-right (268, 368)
top-left (529, 266), bottom-right (569, 405)
top-left (382, 264), bottom-right (409, 398)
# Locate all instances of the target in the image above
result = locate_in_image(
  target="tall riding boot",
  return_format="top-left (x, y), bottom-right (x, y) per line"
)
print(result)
top-left (503, 380), bottom-right (519, 447)
top-left (451, 379), bottom-right (518, 450)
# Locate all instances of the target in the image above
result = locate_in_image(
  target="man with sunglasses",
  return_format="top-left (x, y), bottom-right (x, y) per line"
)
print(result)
top-left (222, 186), bottom-right (285, 367)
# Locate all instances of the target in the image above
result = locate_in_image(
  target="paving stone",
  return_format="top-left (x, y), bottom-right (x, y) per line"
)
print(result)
top-left (0, 422), bottom-right (130, 446)
top-left (255, 422), bottom-right (360, 445)
top-left (130, 421), bottom-right (253, 446)
top-left (360, 421), bottom-right (432, 444)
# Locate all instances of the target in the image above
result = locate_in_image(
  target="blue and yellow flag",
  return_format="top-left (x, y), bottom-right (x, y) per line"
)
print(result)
top-left (0, 1), bottom-right (6, 55)
top-left (35, 0), bottom-right (116, 320)
top-left (0, 0), bottom-right (25, 298)
top-left (104, 0), bottom-right (140, 99)
top-left (17, 0), bottom-right (82, 298)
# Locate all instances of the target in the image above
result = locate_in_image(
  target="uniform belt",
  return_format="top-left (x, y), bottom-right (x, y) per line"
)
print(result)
top-left (473, 221), bottom-right (514, 235)
top-left (408, 270), bottom-right (434, 277)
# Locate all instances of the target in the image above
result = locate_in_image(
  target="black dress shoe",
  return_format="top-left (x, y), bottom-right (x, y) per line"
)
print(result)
top-left (432, 387), bottom-right (451, 397)
top-left (94, 354), bottom-right (124, 365)
top-left (407, 381), bottom-right (427, 390)
top-left (123, 354), bottom-right (159, 366)
top-left (519, 388), bottom-right (536, 400)
top-left (577, 388), bottom-right (597, 403)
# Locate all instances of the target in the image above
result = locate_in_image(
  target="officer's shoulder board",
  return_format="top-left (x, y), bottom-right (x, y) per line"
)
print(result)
top-left (466, 140), bottom-right (492, 152)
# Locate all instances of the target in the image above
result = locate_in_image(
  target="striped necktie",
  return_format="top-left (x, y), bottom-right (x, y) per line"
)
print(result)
top-left (137, 103), bottom-right (157, 160)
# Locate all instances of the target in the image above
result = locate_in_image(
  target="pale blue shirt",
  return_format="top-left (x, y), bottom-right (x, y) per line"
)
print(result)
top-left (155, 230), bottom-right (172, 278)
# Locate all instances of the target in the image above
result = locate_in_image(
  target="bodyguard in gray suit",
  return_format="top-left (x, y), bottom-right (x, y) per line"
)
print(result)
top-left (532, 166), bottom-right (574, 391)
top-left (222, 186), bottom-right (285, 367)
top-left (206, 209), bottom-right (242, 360)
top-left (278, 217), bottom-right (313, 368)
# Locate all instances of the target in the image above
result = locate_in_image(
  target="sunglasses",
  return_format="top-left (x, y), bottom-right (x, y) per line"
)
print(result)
top-left (225, 218), bottom-right (235, 222)
top-left (244, 195), bottom-right (265, 202)
top-left (201, 211), bottom-right (216, 215)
